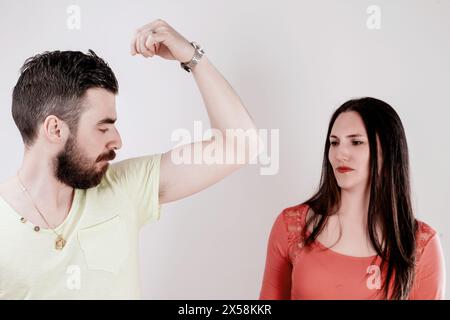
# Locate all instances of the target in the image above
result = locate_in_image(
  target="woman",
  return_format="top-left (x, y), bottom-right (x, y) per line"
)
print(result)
top-left (260, 97), bottom-right (445, 300)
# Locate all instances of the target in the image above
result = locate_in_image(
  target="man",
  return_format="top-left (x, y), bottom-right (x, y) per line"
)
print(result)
top-left (0, 19), bottom-right (257, 299)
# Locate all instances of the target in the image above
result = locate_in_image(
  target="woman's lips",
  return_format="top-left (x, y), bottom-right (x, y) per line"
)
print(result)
top-left (337, 167), bottom-right (354, 173)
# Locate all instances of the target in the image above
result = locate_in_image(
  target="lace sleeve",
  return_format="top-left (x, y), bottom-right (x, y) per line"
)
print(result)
top-left (283, 204), bottom-right (308, 263)
top-left (409, 221), bottom-right (446, 300)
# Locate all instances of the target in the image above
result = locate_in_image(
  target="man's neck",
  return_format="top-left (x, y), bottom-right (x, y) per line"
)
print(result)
top-left (18, 154), bottom-right (75, 215)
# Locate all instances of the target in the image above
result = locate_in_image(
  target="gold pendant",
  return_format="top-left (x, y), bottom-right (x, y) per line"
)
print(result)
top-left (55, 235), bottom-right (66, 250)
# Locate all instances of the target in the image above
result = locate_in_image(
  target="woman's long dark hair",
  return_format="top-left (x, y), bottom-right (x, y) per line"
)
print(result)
top-left (302, 97), bottom-right (417, 300)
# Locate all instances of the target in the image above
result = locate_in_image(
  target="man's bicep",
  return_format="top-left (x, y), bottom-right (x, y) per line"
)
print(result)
top-left (159, 140), bottom-right (241, 204)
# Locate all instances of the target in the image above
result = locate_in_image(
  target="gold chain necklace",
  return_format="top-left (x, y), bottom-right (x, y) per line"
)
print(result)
top-left (16, 174), bottom-right (67, 250)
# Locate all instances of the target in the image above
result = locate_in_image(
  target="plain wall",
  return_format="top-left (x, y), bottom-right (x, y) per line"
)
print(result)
top-left (0, 0), bottom-right (449, 299)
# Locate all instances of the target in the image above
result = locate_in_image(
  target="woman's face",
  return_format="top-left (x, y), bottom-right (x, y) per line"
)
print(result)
top-left (328, 111), bottom-right (374, 191)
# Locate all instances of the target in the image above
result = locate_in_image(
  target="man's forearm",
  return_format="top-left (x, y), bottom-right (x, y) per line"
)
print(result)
top-left (192, 56), bottom-right (256, 134)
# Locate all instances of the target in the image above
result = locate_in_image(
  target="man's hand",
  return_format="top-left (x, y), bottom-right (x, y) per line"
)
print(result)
top-left (130, 19), bottom-right (195, 63)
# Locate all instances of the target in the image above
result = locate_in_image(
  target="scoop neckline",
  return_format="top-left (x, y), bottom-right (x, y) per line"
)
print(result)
top-left (302, 205), bottom-right (379, 260)
top-left (0, 188), bottom-right (81, 233)
top-left (312, 233), bottom-right (378, 260)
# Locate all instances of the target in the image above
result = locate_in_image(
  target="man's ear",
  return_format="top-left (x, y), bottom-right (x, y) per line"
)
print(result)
top-left (42, 115), bottom-right (69, 144)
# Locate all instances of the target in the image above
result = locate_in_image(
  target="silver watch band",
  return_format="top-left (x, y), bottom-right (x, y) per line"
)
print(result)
top-left (181, 42), bottom-right (204, 73)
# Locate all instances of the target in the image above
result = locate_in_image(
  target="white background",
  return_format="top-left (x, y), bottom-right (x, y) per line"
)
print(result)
top-left (0, 0), bottom-right (449, 299)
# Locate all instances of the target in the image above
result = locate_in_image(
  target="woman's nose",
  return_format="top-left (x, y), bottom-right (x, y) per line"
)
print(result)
top-left (335, 145), bottom-right (350, 162)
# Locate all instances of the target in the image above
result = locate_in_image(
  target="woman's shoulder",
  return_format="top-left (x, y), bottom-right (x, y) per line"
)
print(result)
top-left (276, 203), bottom-right (310, 237)
top-left (280, 203), bottom-right (309, 221)
top-left (273, 203), bottom-right (311, 260)
top-left (415, 219), bottom-right (438, 254)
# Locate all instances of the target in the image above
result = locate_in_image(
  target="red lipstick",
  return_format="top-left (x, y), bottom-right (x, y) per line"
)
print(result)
top-left (337, 166), bottom-right (354, 173)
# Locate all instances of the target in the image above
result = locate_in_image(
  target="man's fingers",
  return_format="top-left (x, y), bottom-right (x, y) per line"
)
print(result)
top-left (144, 31), bottom-right (167, 56)
top-left (154, 42), bottom-right (161, 55)
top-left (131, 22), bottom-right (167, 58)
top-left (135, 30), bottom-right (152, 57)
top-left (144, 33), bottom-right (158, 53)
top-left (139, 32), bottom-right (155, 57)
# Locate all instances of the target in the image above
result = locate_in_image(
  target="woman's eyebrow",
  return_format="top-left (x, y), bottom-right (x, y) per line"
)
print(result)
top-left (330, 134), bottom-right (365, 139)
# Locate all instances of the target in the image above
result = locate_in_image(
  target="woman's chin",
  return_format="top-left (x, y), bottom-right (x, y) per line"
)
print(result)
top-left (336, 180), bottom-right (356, 190)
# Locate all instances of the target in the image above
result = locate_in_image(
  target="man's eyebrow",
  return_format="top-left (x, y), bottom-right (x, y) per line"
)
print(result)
top-left (330, 134), bottom-right (365, 139)
top-left (97, 118), bottom-right (117, 125)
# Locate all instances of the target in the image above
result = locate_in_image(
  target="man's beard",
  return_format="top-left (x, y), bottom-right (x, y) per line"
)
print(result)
top-left (54, 135), bottom-right (116, 189)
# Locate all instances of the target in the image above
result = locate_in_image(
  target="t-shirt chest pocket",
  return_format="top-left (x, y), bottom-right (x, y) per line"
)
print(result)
top-left (77, 214), bottom-right (129, 274)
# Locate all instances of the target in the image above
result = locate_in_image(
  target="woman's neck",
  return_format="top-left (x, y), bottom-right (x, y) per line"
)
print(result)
top-left (337, 185), bottom-right (370, 227)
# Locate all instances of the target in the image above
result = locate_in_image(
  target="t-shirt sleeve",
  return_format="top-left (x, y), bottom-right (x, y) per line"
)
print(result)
top-left (409, 233), bottom-right (446, 300)
top-left (259, 212), bottom-right (292, 300)
top-left (106, 154), bottom-right (162, 228)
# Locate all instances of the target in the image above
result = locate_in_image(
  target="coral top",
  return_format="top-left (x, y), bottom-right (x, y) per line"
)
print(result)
top-left (260, 204), bottom-right (446, 300)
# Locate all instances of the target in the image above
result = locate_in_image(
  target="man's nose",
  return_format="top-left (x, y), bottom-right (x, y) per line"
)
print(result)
top-left (109, 129), bottom-right (123, 151)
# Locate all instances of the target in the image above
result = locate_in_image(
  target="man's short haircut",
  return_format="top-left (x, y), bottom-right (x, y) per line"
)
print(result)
top-left (12, 50), bottom-right (119, 146)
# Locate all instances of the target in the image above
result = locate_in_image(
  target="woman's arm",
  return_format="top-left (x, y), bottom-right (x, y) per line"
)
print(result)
top-left (259, 213), bottom-right (293, 300)
top-left (409, 232), bottom-right (446, 299)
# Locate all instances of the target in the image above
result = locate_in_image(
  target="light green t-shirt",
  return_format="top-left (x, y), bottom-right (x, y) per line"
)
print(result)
top-left (0, 154), bottom-right (161, 299)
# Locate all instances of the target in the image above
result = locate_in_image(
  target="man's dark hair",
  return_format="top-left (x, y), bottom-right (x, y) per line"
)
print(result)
top-left (12, 49), bottom-right (119, 147)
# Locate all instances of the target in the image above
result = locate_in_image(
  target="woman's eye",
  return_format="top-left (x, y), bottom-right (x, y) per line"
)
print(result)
top-left (352, 140), bottom-right (363, 145)
top-left (330, 141), bottom-right (338, 146)
top-left (99, 129), bottom-right (108, 133)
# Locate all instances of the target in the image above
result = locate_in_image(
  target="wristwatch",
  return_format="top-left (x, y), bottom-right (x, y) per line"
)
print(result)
top-left (180, 41), bottom-right (205, 73)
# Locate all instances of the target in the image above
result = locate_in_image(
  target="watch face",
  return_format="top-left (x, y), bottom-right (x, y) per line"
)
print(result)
top-left (191, 41), bottom-right (204, 53)
top-left (181, 42), bottom-right (204, 72)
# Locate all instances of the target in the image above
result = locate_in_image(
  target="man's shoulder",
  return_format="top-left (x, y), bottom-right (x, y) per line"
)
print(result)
top-left (99, 154), bottom-right (161, 186)
top-left (106, 154), bottom-right (161, 173)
